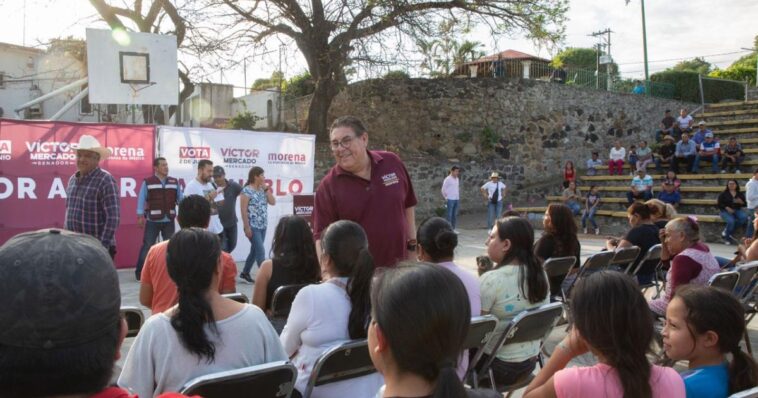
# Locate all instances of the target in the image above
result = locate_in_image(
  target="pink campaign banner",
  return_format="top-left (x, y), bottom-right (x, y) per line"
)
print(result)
top-left (0, 118), bottom-right (155, 268)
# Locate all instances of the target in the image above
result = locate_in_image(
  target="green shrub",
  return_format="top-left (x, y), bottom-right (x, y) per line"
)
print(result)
top-left (480, 127), bottom-right (498, 150)
top-left (226, 111), bottom-right (263, 130)
top-left (709, 65), bottom-right (756, 87)
top-left (383, 70), bottom-right (411, 79)
top-left (283, 72), bottom-right (315, 99)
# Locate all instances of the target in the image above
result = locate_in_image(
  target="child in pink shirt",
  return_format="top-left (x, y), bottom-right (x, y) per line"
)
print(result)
top-left (523, 271), bottom-right (685, 398)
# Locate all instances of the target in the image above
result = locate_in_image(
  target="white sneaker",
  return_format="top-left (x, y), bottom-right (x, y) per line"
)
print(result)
top-left (721, 169), bottom-right (727, 174)
top-left (583, 227), bottom-right (588, 234)
top-left (736, 170), bottom-right (742, 174)
top-left (595, 228), bottom-right (600, 235)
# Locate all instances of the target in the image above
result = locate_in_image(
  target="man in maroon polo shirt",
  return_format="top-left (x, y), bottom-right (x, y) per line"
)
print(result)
top-left (313, 116), bottom-right (418, 268)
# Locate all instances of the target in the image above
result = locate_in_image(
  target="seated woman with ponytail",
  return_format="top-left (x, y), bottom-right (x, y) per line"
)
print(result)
top-left (416, 217), bottom-right (481, 380)
top-left (523, 271), bottom-right (685, 398)
top-left (369, 263), bottom-right (500, 398)
top-left (118, 228), bottom-right (286, 397)
top-left (280, 220), bottom-right (383, 397)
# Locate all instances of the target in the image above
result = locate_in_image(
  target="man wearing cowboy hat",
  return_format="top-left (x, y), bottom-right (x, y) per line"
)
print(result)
top-left (655, 135), bottom-right (677, 173)
top-left (480, 172), bottom-right (507, 230)
top-left (65, 135), bottom-right (120, 258)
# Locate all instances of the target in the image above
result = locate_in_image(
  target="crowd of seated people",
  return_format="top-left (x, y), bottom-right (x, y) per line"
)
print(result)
top-left (563, 115), bottom-right (753, 240)
top-left (3, 209), bottom-right (758, 398)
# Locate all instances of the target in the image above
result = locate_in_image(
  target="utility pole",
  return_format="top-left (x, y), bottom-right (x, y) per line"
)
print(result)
top-left (590, 28), bottom-right (613, 90)
top-left (640, 0), bottom-right (650, 95)
top-left (623, 0), bottom-right (650, 94)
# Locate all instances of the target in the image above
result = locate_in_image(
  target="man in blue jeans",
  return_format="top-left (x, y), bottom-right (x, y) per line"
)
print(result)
top-left (441, 165), bottom-right (461, 230)
top-left (693, 131), bottom-right (720, 174)
top-left (480, 172), bottom-right (506, 230)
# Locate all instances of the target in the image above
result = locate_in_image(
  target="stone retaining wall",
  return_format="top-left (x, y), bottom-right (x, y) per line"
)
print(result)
top-left (311, 77), bottom-right (694, 219)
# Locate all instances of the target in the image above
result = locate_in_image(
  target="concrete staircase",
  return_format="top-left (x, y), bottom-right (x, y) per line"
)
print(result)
top-left (515, 99), bottom-right (758, 241)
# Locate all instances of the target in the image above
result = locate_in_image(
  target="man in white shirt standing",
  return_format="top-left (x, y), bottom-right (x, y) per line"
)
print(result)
top-left (480, 172), bottom-right (506, 230)
top-left (184, 159), bottom-right (225, 235)
top-left (745, 169), bottom-right (758, 238)
top-left (441, 165), bottom-right (461, 230)
top-left (674, 108), bottom-right (694, 139)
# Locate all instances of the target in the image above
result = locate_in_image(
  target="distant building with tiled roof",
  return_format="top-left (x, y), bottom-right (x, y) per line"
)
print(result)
top-left (453, 49), bottom-right (551, 79)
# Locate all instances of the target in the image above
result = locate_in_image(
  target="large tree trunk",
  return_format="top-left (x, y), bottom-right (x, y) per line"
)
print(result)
top-left (306, 65), bottom-right (345, 142)
top-left (306, 78), bottom-right (339, 141)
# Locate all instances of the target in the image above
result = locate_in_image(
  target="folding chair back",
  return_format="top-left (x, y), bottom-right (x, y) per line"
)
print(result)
top-left (268, 283), bottom-right (309, 334)
top-left (181, 361), bottom-right (296, 398)
top-left (708, 271), bottom-right (740, 293)
top-left (462, 315), bottom-right (498, 351)
top-left (470, 302), bottom-right (563, 392)
top-left (629, 244), bottom-right (662, 275)
top-left (222, 292), bottom-right (250, 304)
top-left (120, 306), bottom-right (144, 338)
top-left (564, 251), bottom-right (615, 296)
top-left (609, 246), bottom-right (640, 272)
top-left (303, 339), bottom-right (377, 398)
top-left (735, 262), bottom-right (758, 301)
top-left (543, 256), bottom-right (576, 299)
top-left (270, 284), bottom-right (309, 317)
top-left (729, 386), bottom-right (758, 398)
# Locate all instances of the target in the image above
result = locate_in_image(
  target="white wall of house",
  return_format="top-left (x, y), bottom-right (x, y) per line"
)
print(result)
top-left (0, 41), bottom-right (142, 123)
top-left (181, 82), bottom-right (235, 127)
top-left (234, 89), bottom-right (280, 129)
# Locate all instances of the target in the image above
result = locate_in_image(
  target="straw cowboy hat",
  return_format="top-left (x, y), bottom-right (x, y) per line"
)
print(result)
top-left (75, 135), bottom-right (111, 160)
top-left (490, 172), bottom-right (499, 178)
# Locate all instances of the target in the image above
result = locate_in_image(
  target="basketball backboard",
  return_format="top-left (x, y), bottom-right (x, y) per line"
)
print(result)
top-left (86, 28), bottom-right (178, 105)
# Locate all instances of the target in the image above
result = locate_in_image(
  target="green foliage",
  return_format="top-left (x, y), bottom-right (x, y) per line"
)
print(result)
top-left (226, 111), bottom-right (263, 130)
top-left (383, 70), bottom-right (411, 79)
top-left (251, 71), bottom-right (284, 91)
top-left (669, 57), bottom-right (712, 75)
top-left (650, 70), bottom-right (744, 103)
top-left (283, 72), bottom-right (315, 99)
top-left (709, 65), bottom-right (756, 86)
top-left (552, 47), bottom-right (598, 69)
top-left (417, 34), bottom-right (486, 77)
top-left (480, 127), bottom-right (498, 150)
top-left (552, 47), bottom-right (617, 79)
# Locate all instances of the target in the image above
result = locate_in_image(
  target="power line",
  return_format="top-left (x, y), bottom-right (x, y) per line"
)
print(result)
top-left (615, 50), bottom-right (751, 66)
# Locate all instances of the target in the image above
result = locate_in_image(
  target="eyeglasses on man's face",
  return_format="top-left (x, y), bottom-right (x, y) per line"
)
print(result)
top-left (330, 135), bottom-right (356, 150)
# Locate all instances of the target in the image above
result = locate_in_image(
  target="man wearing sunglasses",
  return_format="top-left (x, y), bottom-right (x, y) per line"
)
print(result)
top-left (313, 115), bottom-right (417, 268)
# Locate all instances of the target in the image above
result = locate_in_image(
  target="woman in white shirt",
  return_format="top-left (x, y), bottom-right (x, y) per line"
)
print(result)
top-left (280, 220), bottom-right (382, 397)
top-left (609, 140), bottom-right (627, 176)
top-left (118, 227), bottom-right (286, 397)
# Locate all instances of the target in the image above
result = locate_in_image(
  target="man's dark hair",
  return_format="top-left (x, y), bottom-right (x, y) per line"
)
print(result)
top-left (450, 165), bottom-right (460, 171)
top-left (178, 195), bottom-right (211, 229)
top-left (330, 115), bottom-right (368, 137)
top-left (0, 323), bottom-right (120, 397)
top-left (197, 159), bottom-right (213, 170)
top-left (153, 157), bottom-right (167, 167)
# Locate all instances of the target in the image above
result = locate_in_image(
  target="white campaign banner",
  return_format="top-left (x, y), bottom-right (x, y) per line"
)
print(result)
top-left (158, 127), bottom-right (316, 262)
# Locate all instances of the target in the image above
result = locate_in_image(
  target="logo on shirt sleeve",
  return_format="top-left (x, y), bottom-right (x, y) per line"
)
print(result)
top-left (381, 172), bottom-right (400, 186)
